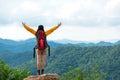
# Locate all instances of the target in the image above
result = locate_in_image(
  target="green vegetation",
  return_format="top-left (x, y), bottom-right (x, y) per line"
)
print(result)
top-left (59, 66), bottom-right (107, 80)
top-left (19, 45), bottom-right (120, 80)
top-left (0, 38), bottom-right (120, 80)
top-left (46, 45), bottom-right (120, 80)
top-left (0, 60), bottom-right (31, 80)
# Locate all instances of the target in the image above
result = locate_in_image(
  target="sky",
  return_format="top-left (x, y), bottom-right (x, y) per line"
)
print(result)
top-left (0, 0), bottom-right (120, 42)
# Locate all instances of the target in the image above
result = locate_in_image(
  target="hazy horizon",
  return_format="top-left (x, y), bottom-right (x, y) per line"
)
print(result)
top-left (0, 37), bottom-right (119, 43)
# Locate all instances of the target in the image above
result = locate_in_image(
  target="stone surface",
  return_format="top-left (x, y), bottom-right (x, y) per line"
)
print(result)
top-left (24, 74), bottom-right (59, 80)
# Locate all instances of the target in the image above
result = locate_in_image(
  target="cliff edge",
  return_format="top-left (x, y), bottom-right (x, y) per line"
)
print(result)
top-left (24, 74), bottom-right (59, 80)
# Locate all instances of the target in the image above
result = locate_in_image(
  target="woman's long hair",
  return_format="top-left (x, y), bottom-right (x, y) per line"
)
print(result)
top-left (36, 25), bottom-right (45, 35)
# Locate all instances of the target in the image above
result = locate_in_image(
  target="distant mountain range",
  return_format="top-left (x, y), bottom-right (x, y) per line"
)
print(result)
top-left (0, 38), bottom-right (62, 53)
top-left (0, 38), bottom-right (120, 53)
top-left (76, 41), bottom-right (120, 46)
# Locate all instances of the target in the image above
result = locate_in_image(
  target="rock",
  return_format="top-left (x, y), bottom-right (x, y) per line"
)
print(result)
top-left (24, 74), bottom-right (59, 80)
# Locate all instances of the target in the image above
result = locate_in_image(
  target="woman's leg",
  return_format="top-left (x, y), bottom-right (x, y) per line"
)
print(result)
top-left (36, 49), bottom-right (41, 75)
top-left (41, 55), bottom-right (46, 74)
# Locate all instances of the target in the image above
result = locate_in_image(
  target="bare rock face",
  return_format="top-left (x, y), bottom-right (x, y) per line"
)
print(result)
top-left (24, 74), bottom-right (59, 80)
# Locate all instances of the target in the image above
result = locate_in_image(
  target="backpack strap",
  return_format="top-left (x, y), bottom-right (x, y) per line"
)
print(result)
top-left (47, 44), bottom-right (50, 56)
top-left (44, 35), bottom-right (50, 56)
top-left (33, 45), bottom-right (38, 58)
top-left (33, 47), bottom-right (36, 58)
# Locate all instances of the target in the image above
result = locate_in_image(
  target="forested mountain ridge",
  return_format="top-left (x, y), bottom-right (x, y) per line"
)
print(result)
top-left (0, 38), bottom-right (120, 80)
top-left (19, 44), bottom-right (120, 80)
top-left (0, 38), bottom-right (120, 54)
top-left (0, 38), bottom-right (63, 53)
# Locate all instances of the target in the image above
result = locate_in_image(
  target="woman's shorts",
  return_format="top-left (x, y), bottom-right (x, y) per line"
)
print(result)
top-left (36, 48), bottom-right (46, 55)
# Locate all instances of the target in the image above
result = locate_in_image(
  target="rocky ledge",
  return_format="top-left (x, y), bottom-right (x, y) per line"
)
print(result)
top-left (24, 74), bottom-right (59, 80)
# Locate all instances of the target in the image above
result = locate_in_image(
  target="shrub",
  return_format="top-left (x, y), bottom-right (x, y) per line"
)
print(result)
top-left (0, 60), bottom-right (31, 80)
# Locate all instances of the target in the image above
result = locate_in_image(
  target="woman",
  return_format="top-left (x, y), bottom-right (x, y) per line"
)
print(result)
top-left (22, 22), bottom-right (61, 75)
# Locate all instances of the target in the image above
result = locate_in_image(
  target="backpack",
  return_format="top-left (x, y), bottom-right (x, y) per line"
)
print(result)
top-left (37, 30), bottom-right (46, 50)
top-left (33, 30), bottom-right (50, 58)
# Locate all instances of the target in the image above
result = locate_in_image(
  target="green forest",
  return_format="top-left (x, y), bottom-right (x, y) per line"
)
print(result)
top-left (0, 39), bottom-right (120, 80)
top-left (0, 61), bottom-right (30, 80)
top-left (19, 44), bottom-right (120, 80)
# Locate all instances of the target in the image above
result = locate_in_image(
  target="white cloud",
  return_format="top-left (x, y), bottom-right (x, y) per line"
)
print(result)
top-left (11, 1), bottom-right (40, 15)
top-left (0, 0), bottom-right (120, 42)
top-left (47, 25), bottom-right (120, 42)
top-left (0, 0), bottom-right (120, 26)
top-left (0, 22), bottom-right (120, 42)
top-left (0, 23), bottom-right (35, 41)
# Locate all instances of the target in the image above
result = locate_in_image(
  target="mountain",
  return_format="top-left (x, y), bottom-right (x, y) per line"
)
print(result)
top-left (115, 40), bottom-right (120, 45)
top-left (55, 39), bottom-right (120, 44)
top-left (64, 41), bottom-right (120, 47)
top-left (0, 38), bottom-right (18, 45)
top-left (54, 39), bottom-right (88, 44)
top-left (0, 38), bottom-right (64, 67)
top-left (0, 38), bottom-right (63, 54)
top-left (0, 38), bottom-right (120, 54)
top-left (0, 38), bottom-right (34, 53)
top-left (19, 44), bottom-right (120, 80)
top-left (55, 39), bottom-right (120, 46)
top-left (96, 41), bottom-right (113, 46)
top-left (0, 38), bottom-right (120, 66)
top-left (0, 38), bottom-right (120, 80)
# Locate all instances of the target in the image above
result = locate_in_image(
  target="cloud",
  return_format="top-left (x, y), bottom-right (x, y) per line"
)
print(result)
top-left (0, 0), bottom-right (120, 41)
top-left (0, 0), bottom-right (120, 27)
top-left (47, 25), bottom-right (120, 42)
top-left (0, 23), bottom-right (35, 40)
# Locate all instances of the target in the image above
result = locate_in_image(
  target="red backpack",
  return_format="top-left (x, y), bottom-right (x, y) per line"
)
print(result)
top-left (33, 30), bottom-right (50, 58)
top-left (37, 30), bottom-right (46, 50)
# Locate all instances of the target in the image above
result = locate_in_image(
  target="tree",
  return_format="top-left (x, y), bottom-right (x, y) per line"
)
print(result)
top-left (0, 60), bottom-right (31, 80)
top-left (59, 66), bottom-right (107, 80)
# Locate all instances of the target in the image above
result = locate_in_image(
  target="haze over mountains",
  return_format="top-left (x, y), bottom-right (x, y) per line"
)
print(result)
top-left (0, 38), bottom-right (120, 46)
top-left (0, 38), bottom-right (120, 53)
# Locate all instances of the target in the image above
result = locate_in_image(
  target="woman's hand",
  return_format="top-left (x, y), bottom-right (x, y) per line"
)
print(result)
top-left (22, 22), bottom-right (25, 25)
top-left (57, 22), bottom-right (62, 27)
